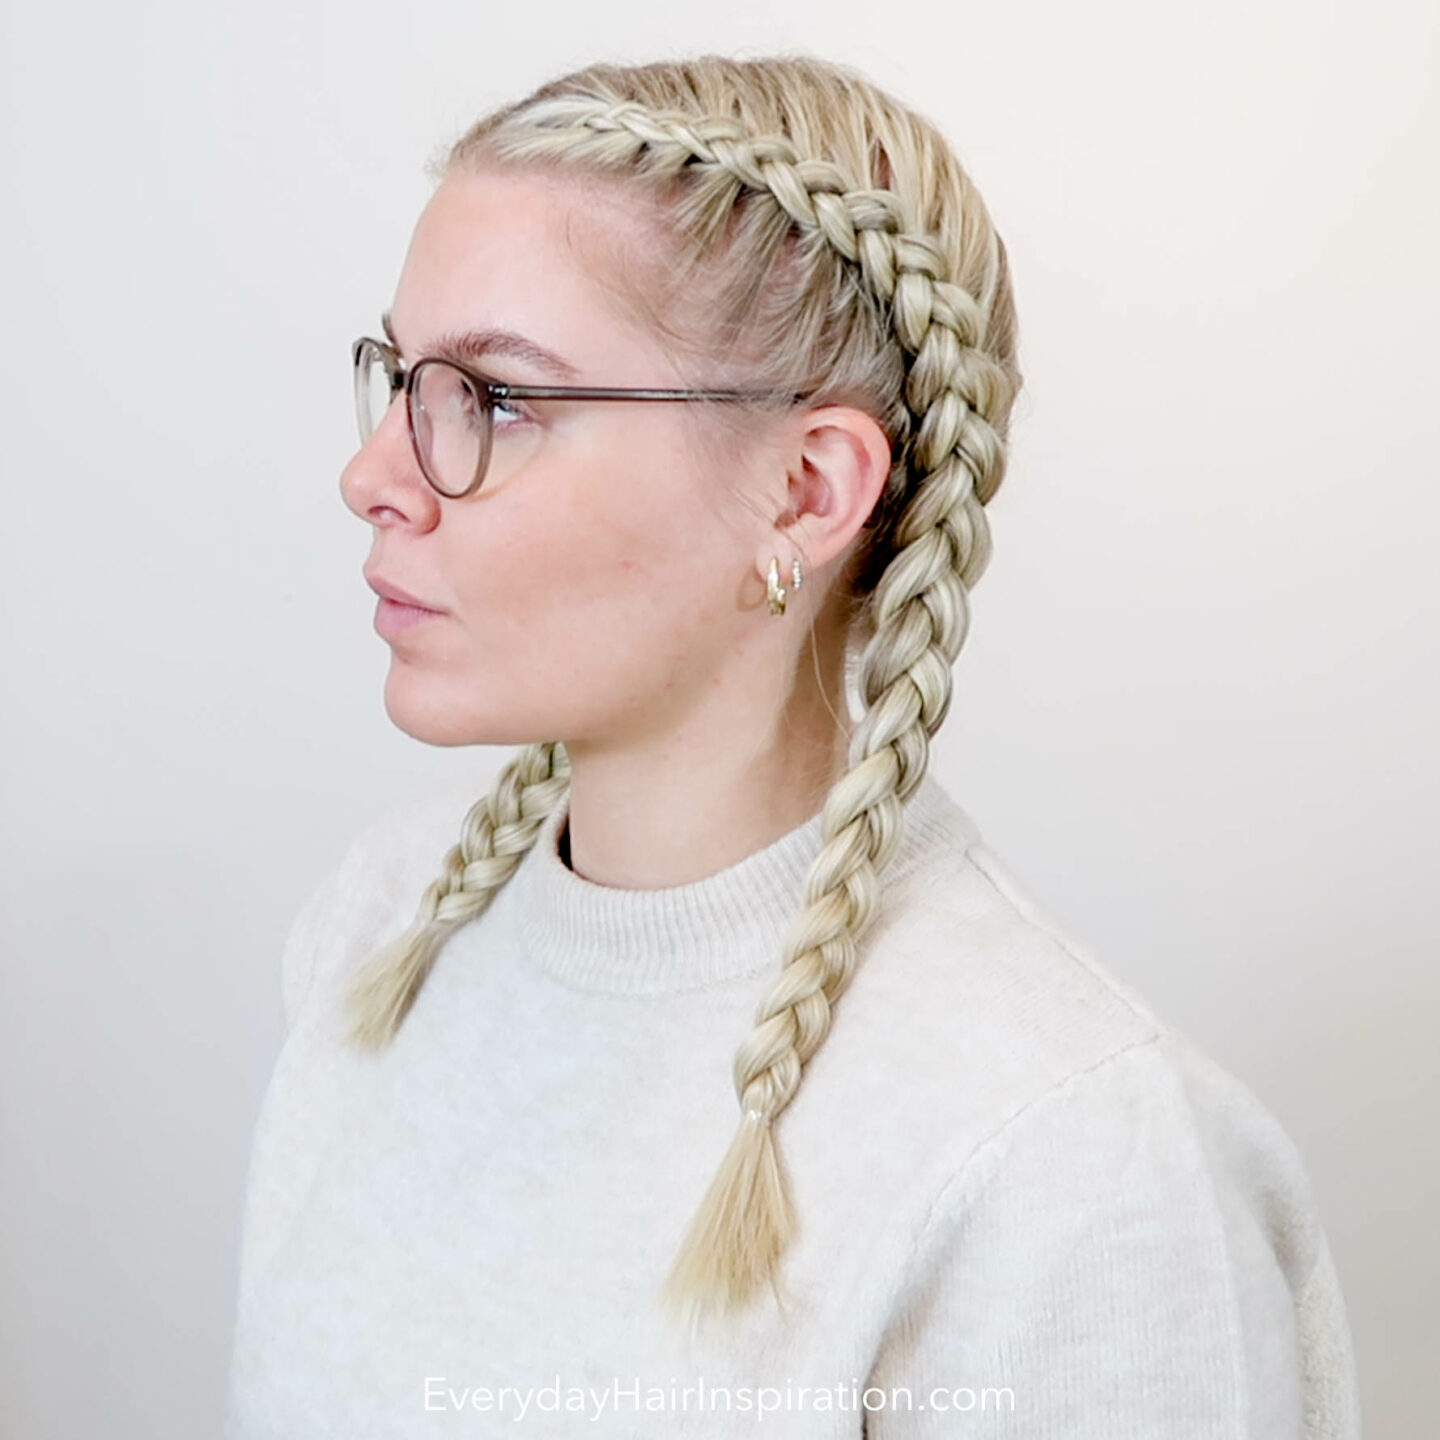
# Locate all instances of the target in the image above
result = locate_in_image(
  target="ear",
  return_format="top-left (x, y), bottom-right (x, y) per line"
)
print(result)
top-left (759, 404), bottom-right (893, 578)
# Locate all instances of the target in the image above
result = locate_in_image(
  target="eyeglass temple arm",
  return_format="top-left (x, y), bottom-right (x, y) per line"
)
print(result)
top-left (491, 384), bottom-right (809, 403)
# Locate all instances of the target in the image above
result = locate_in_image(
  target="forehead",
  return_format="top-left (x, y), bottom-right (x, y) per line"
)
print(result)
top-left (389, 168), bottom-right (667, 377)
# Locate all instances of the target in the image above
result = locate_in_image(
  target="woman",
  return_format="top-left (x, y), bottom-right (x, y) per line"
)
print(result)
top-left (225, 53), bottom-right (1362, 1439)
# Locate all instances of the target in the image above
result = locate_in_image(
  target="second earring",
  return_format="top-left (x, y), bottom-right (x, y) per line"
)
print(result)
top-left (766, 556), bottom-right (804, 616)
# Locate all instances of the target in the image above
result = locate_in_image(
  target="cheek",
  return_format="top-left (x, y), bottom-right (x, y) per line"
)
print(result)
top-left (379, 445), bottom-right (747, 744)
top-left (446, 465), bottom-right (732, 671)
top-left (486, 428), bottom-right (734, 608)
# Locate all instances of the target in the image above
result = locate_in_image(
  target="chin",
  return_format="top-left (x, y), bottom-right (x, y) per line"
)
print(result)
top-left (380, 666), bottom-right (539, 748)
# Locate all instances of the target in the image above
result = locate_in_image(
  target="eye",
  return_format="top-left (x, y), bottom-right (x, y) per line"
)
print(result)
top-left (470, 378), bottom-right (534, 430)
top-left (452, 377), bottom-right (527, 432)
top-left (490, 396), bottom-right (529, 428)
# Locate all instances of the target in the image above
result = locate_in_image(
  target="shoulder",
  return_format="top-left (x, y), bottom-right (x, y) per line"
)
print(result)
top-left (839, 791), bottom-right (1168, 1109)
top-left (865, 1031), bottom-right (1359, 1436)
top-left (835, 786), bottom-right (1333, 1278)
top-left (277, 776), bottom-right (488, 1028)
top-left (918, 1031), bottom-right (1330, 1291)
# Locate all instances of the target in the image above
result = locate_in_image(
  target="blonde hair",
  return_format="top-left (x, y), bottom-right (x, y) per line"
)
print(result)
top-left (341, 52), bottom-right (1023, 1337)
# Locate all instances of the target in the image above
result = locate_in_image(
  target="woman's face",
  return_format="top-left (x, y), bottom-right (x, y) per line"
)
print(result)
top-left (340, 166), bottom-right (788, 749)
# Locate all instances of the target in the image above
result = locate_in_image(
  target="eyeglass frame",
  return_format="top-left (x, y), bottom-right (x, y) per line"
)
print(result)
top-left (352, 335), bottom-right (809, 499)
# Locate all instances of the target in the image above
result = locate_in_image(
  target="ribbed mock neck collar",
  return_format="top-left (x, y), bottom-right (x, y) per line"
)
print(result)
top-left (510, 771), bottom-right (977, 995)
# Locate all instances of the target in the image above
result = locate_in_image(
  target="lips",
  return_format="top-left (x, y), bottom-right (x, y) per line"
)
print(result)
top-left (364, 570), bottom-right (445, 613)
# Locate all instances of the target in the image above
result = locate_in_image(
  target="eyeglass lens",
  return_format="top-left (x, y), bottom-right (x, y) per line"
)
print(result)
top-left (354, 341), bottom-right (488, 497)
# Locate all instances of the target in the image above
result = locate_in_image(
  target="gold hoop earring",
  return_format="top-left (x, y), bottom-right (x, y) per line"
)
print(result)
top-left (766, 556), bottom-right (804, 616)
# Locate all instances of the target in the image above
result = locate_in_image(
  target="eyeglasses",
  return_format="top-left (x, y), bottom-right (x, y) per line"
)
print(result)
top-left (352, 336), bottom-right (804, 499)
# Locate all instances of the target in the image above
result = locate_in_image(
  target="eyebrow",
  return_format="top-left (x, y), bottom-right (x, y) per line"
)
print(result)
top-left (381, 309), bottom-right (580, 381)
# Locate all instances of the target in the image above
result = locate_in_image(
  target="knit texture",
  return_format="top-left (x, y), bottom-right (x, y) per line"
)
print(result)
top-left (223, 772), bottom-right (1362, 1438)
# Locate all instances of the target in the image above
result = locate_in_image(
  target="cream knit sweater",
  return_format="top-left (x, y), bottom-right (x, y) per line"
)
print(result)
top-left (223, 771), bottom-right (1362, 1438)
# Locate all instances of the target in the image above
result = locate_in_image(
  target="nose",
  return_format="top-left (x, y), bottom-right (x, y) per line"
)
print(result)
top-left (338, 395), bottom-right (441, 530)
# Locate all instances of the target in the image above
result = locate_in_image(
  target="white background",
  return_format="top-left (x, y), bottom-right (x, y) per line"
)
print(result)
top-left (2, 0), bottom-right (1434, 1434)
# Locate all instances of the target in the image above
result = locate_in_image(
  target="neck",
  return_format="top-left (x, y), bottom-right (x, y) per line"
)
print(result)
top-left (559, 729), bottom-right (848, 888)
top-left (558, 623), bottom-right (854, 889)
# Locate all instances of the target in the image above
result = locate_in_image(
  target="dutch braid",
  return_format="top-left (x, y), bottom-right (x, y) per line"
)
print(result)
top-left (341, 55), bottom-right (1021, 1337)
top-left (344, 740), bottom-right (571, 1048)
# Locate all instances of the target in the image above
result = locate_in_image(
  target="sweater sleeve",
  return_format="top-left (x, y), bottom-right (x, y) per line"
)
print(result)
top-left (278, 866), bottom-right (343, 1033)
top-left (272, 801), bottom-right (419, 1034)
top-left (863, 1036), bottom-right (1361, 1439)
top-left (274, 787), bottom-right (472, 1033)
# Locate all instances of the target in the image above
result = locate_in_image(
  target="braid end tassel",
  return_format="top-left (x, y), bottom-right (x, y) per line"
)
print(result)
top-left (658, 1110), bottom-right (797, 1341)
top-left (341, 924), bottom-right (439, 1051)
